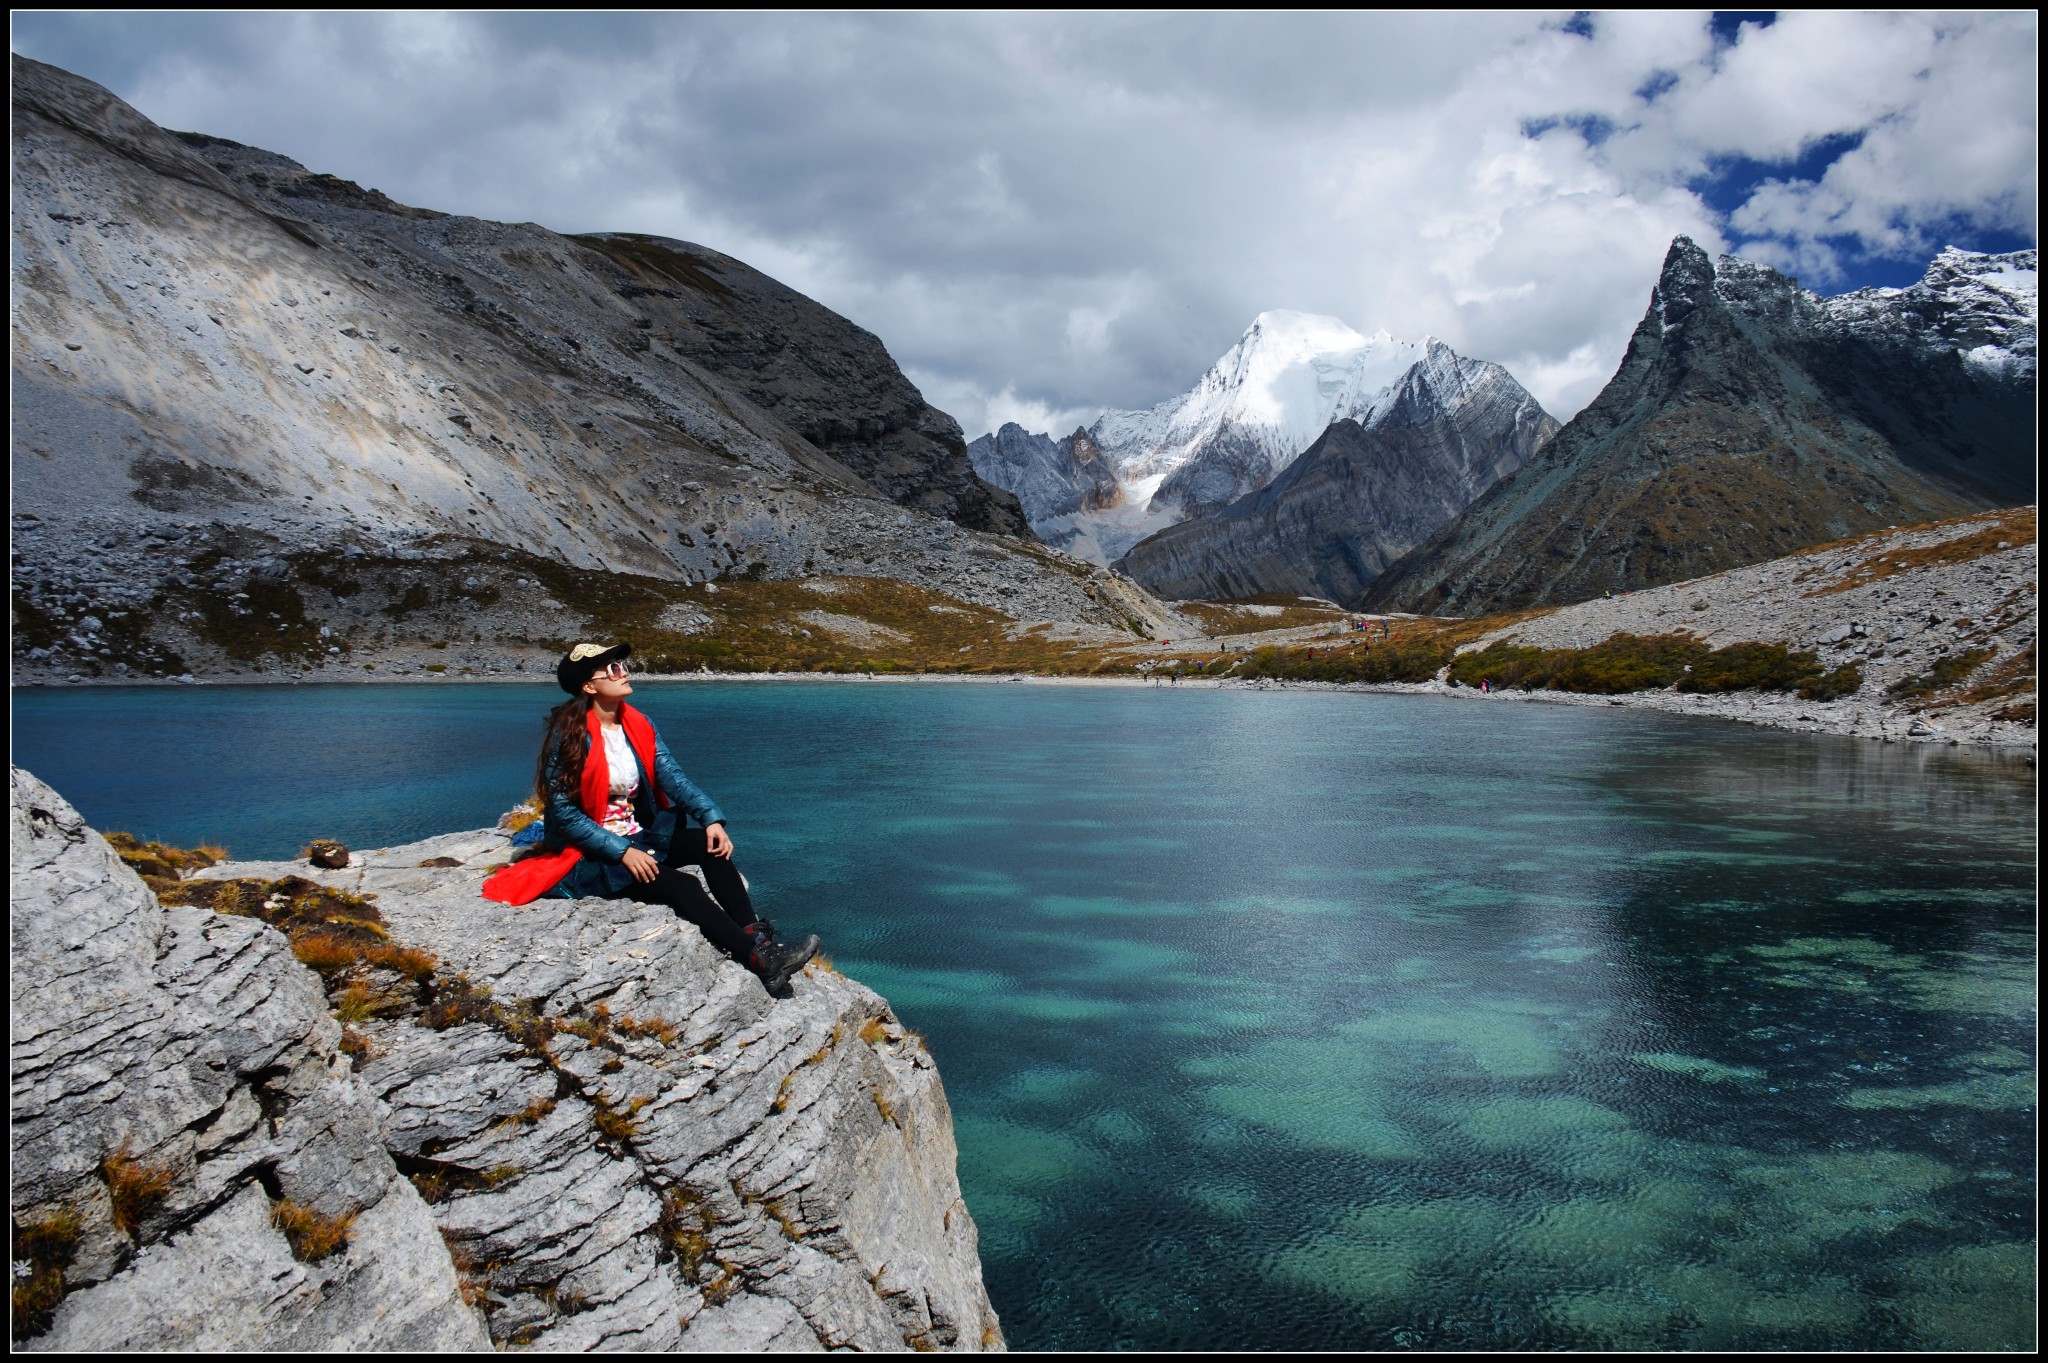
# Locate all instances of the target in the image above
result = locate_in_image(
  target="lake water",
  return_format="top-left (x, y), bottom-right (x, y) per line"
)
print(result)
top-left (13, 681), bottom-right (2037, 1349)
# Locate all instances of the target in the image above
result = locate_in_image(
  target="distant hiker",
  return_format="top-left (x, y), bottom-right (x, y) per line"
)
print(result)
top-left (482, 642), bottom-right (819, 994)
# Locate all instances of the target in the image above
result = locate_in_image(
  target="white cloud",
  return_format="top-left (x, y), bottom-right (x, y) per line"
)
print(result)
top-left (10, 10), bottom-right (2036, 440)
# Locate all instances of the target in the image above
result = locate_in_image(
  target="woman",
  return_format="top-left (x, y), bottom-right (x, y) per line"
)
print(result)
top-left (482, 642), bottom-right (820, 994)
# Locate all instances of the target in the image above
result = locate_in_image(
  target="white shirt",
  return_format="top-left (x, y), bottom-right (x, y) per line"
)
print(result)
top-left (599, 724), bottom-right (642, 836)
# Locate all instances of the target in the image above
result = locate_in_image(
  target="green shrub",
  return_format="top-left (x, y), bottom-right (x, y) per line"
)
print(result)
top-left (1451, 634), bottom-right (1706, 694)
top-left (1886, 648), bottom-right (1993, 702)
top-left (1676, 642), bottom-right (1824, 694)
top-left (1799, 663), bottom-right (1864, 701)
top-left (1236, 637), bottom-right (1451, 684)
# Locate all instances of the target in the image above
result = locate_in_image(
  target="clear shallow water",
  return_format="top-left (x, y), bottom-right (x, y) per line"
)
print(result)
top-left (13, 682), bottom-right (2038, 1350)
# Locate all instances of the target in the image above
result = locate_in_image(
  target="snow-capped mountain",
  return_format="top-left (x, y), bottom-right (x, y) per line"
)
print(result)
top-left (968, 310), bottom-right (1548, 565)
top-left (1366, 239), bottom-right (2038, 617)
top-left (1822, 246), bottom-right (2037, 381)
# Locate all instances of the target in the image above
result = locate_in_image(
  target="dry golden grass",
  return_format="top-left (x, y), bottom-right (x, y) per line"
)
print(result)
top-left (102, 1141), bottom-right (178, 1238)
top-left (591, 1095), bottom-right (650, 1142)
top-left (270, 1199), bottom-right (354, 1262)
top-left (338, 1024), bottom-right (378, 1067)
top-left (612, 1012), bottom-right (681, 1045)
top-left (857, 1016), bottom-right (889, 1047)
top-left (1801, 506), bottom-right (2036, 597)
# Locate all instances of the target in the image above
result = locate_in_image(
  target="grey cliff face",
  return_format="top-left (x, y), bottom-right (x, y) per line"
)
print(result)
top-left (965, 424), bottom-right (1121, 530)
top-left (1364, 237), bottom-right (2039, 616)
top-left (11, 55), bottom-right (1144, 685)
top-left (9, 766), bottom-right (489, 1351)
top-left (577, 232), bottom-right (1030, 539)
top-left (1116, 345), bottom-right (1558, 604)
top-left (10, 767), bottom-right (1005, 1352)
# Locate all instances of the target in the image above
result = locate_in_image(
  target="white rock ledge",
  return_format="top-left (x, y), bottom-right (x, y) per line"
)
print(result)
top-left (9, 766), bottom-right (1003, 1352)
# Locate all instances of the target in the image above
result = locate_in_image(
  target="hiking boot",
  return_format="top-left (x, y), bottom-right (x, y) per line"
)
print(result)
top-left (747, 933), bottom-right (820, 994)
top-left (743, 917), bottom-right (778, 947)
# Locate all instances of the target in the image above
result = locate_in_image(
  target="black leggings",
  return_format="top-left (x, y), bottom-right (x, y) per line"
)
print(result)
top-left (620, 827), bottom-right (759, 957)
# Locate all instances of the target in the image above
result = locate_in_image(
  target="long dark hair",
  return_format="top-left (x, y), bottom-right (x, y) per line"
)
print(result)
top-left (534, 695), bottom-right (595, 806)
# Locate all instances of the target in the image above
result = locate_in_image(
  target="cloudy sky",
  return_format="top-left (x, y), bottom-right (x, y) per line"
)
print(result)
top-left (13, 11), bottom-right (2038, 437)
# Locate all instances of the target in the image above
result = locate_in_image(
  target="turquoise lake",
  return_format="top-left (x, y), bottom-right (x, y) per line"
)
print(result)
top-left (12, 681), bottom-right (2038, 1349)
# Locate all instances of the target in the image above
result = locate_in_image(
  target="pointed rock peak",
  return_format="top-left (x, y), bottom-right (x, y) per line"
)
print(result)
top-left (1655, 236), bottom-right (1718, 326)
top-left (1660, 236), bottom-right (1715, 284)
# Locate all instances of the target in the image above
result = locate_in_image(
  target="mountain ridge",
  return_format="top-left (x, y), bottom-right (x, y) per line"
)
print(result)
top-left (969, 311), bottom-right (1555, 566)
top-left (1362, 237), bottom-right (2037, 616)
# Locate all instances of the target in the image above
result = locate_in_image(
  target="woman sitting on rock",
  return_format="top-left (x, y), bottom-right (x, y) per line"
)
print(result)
top-left (482, 642), bottom-right (819, 994)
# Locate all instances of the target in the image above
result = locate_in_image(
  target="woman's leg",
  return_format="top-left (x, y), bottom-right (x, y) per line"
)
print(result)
top-left (621, 868), bottom-right (752, 957)
top-left (662, 827), bottom-right (759, 925)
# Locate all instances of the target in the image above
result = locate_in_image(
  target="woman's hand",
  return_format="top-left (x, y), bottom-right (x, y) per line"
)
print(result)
top-left (622, 847), bottom-right (661, 882)
top-left (705, 823), bottom-right (733, 859)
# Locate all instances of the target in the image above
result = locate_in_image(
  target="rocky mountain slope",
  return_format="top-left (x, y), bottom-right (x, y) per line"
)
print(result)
top-left (968, 312), bottom-right (1554, 565)
top-left (1446, 505), bottom-right (2037, 745)
top-left (1114, 342), bottom-right (1558, 603)
top-left (1364, 237), bottom-right (2038, 616)
top-left (11, 765), bottom-right (1003, 1351)
top-left (11, 56), bottom-right (1177, 684)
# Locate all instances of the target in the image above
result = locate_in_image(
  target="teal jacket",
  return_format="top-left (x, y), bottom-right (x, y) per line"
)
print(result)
top-left (541, 726), bottom-right (728, 864)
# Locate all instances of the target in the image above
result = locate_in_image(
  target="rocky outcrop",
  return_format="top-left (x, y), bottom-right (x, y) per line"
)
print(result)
top-left (11, 55), bottom-right (1139, 686)
top-left (10, 767), bottom-right (1004, 1352)
top-left (9, 766), bottom-right (487, 1351)
top-left (1365, 238), bottom-right (2037, 616)
top-left (1116, 343), bottom-right (1557, 604)
top-left (964, 424), bottom-right (1121, 529)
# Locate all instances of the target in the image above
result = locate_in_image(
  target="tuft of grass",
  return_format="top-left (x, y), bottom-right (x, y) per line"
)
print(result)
top-left (102, 1141), bottom-right (178, 1238)
top-left (659, 1187), bottom-right (719, 1279)
top-left (870, 1088), bottom-right (900, 1127)
top-left (270, 1199), bottom-right (355, 1262)
top-left (760, 1196), bottom-right (804, 1243)
top-left (338, 1025), bottom-right (378, 1069)
top-left (591, 1095), bottom-right (650, 1143)
top-left (363, 943), bottom-right (438, 980)
top-left (858, 1017), bottom-right (889, 1047)
top-left (332, 980), bottom-right (381, 1024)
top-left (10, 1208), bottom-right (82, 1341)
top-left (496, 1097), bottom-right (556, 1128)
top-left (440, 1230), bottom-right (492, 1308)
top-left (290, 930), bottom-right (365, 975)
top-left (419, 973), bottom-right (497, 1030)
top-left (770, 1073), bottom-right (796, 1115)
top-left (103, 832), bottom-right (225, 882)
top-left (612, 1012), bottom-right (681, 1045)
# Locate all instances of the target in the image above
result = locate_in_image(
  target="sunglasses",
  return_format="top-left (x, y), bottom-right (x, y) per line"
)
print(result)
top-left (599, 661), bottom-right (630, 680)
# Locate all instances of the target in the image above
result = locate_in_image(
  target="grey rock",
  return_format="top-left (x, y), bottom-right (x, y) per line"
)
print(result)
top-left (10, 765), bottom-right (488, 1350)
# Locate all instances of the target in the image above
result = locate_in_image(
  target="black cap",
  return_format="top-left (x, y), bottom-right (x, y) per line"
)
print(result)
top-left (555, 641), bottom-right (632, 695)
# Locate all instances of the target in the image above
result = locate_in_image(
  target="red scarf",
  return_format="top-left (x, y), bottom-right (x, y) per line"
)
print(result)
top-left (482, 703), bottom-right (670, 905)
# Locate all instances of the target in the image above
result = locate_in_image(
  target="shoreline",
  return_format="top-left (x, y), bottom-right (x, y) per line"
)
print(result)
top-left (12, 667), bottom-right (2035, 751)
